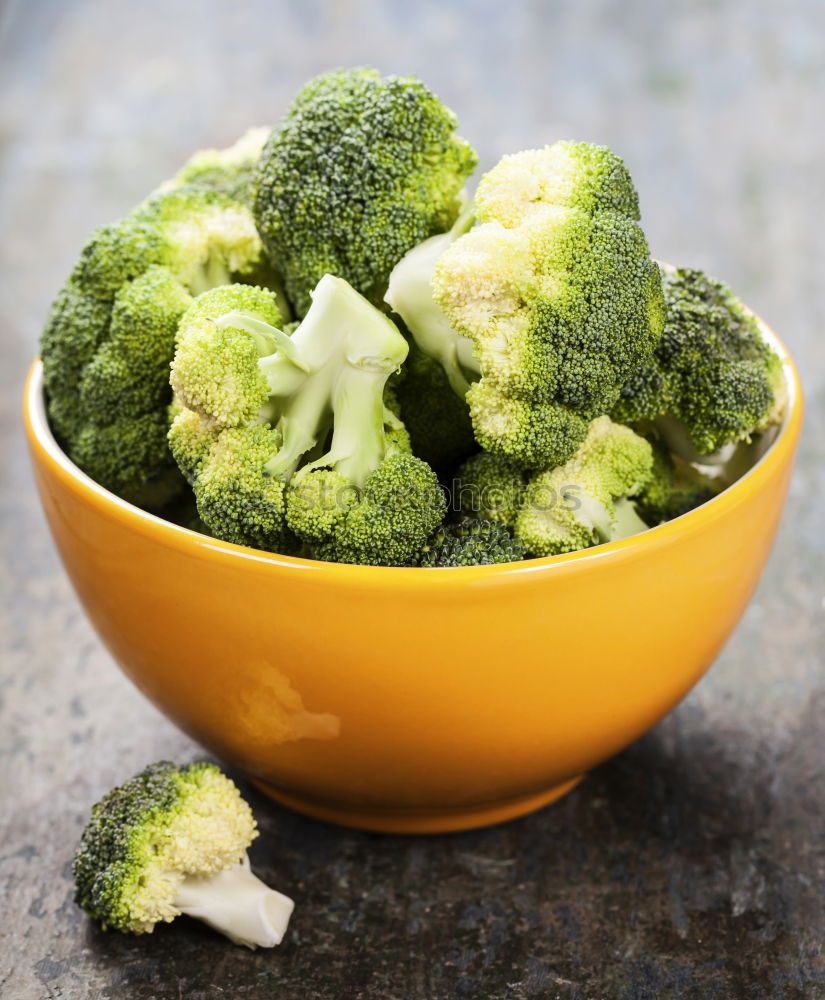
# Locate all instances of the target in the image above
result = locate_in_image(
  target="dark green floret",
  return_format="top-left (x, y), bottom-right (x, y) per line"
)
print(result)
top-left (253, 66), bottom-right (478, 315)
top-left (613, 267), bottom-right (787, 457)
top-left (72, 761), bottom-right (293, 948)
top-left (415, 518), bottom-right (526, 567)
top-left (41, 183), bottom-right (265, 505)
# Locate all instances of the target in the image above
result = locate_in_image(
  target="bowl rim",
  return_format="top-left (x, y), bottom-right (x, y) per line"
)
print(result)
top-left (23, 314), bottom-right (803, 584)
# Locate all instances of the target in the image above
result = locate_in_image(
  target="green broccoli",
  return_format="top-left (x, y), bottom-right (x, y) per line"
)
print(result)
top-left (41, 184), bottom-right (265, 504)
top-left (613, 267), bottom-right (787, 459)
top-left (169, 276), bottom-right (445, 564)
top-left (415, 518), bottom-right (526, 567)
top-left (253, 67), bottom-right (478, 315)
top-left (387, 141), bottom-right (665, 471)
top-left (455, 417), bottom-right (654, 557)
top-left (73, 761), bottom-right (294, 948)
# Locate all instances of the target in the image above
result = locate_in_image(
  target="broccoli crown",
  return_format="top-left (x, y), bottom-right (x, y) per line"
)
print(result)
top-left (613, 267), bottom-right (786, 455)
top-left (393, 345), bottom-right (477, 475)
top-left (431, 141), bottom-right (664, 470)
top-left (169, 275), bottom-right (444, 564)
top-left (515, 416), bottom-right (654, 557)
top-left (72, 761), bottom-right (256, 934)
top-left (42, 183), bottom-right (265, 505)
top-left (171, 285), bottom-right (283, 429)
top-left (287, 453), bottom-right (446, 566)
top-left (169, 127), bottom-right (271, 205)
top-left (253, 66), bottom-right (478, 315)
top-left (453, 451), bottom-right (528, 530)
top-left (415, 518), bottom-right (526, 567)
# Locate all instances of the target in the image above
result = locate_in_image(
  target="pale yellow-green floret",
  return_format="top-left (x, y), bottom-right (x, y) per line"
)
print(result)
top-left (516, 416), bottom-right (654, 556)
top-left (170, 285), bottom-right (282, 429)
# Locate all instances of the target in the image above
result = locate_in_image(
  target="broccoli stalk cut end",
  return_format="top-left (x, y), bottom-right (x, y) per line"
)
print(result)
top-left (173, 853), bottom-right (294, 950)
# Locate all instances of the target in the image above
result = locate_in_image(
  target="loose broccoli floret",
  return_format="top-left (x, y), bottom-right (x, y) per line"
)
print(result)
top-left (516, 417), bottom-right (654, 556)
top-left (169, 275), bottom-right (445, 563)
top-left (253, 67), bottom-right (478, 315)
top-left (41, 185), bottom-right (265, 504)
top-left (415, 518), bottom-right (526, 567)
top-left (387, 141), bottom-right (664, 471)
top-left (452, 451), bottom-right (528, 529)
top-left (72, 761), bottom-right (294, 948)
top-left (392, 344), bottom-right (477, 475)
top-left (613, 267), bottom-right (787, 458)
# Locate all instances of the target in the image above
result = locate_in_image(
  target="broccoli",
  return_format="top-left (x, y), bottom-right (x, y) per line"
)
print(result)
top-left (41, 184), bottom-right (265, 504)
top-left (613, 267), bottom-right (787, 459)
top-left (169, 275), bottom-right (446, 564)
top-left (455, 417), bottom-right (654, 557)
top-left (72, 761), bottom-right (294, 949)
top-left (253, 67), bottom-right (478, 315)
top-left (392, 344), bottom-right (478, 475)
top-left (415, 518), bottom-right (526, 567)
top-left (386, 141), bottom-right (665, 471)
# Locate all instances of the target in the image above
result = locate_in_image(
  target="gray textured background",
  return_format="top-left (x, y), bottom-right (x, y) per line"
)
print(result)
top-left (2, 1), bottom-right (824, 997)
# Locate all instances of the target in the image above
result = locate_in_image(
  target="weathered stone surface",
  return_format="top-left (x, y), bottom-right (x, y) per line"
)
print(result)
top-left (2, 1), bottom-right (824, 997)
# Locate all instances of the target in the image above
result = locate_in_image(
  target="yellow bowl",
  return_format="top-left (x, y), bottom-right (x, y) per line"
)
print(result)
top-left (23, 321), bottom-right (802, 834)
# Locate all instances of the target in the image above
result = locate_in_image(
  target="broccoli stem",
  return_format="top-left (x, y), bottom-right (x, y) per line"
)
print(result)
top-left (297, 362), bottom-right (389, 487)
top-left (189, 255), bottom-right (233, 296)
top-left (609, 497), bottom-right (650, 541)
top-left (653, 414), bottom-right (739, 467)
top-left (385, 202), bottom-right (480, 399)
top-left (173, 854), bottom-right (294, 950)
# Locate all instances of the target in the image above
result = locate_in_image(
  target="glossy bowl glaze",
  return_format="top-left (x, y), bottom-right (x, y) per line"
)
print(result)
top-left (23, 320), bottom-right (802, 833)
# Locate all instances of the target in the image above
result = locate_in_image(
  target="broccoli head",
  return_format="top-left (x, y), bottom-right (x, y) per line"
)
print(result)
top-left (41, 183), bottom-right (266, 504)
top-left (456, 417), bottom-right (654, 557)
top-left (515, 416), bottom-right (654, 556)
top-left (387, 141), bottom-right (664, 471)
top-left (612, 267), bottom-right (787, 458)
top-left (169, 275), bottom-right (445, 564)
top-left (72, 761), bottom-right (294, 948)
top-left (253, 67), bottom-right (478, 315)
top-left (415, 518), bottom-right (526, 567)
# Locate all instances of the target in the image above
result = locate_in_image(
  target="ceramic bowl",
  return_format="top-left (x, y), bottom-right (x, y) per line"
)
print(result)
top-left (23, 318), bottom-right (802, 833)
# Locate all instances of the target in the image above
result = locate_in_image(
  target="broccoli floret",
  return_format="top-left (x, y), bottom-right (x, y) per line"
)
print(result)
top-left (515, 417), bottom-right (654, 556)
top-left (415, 518), bottom-right (526, 567)
top-left (73, 761), bottom-right (293, 948)
top-left (387, 141), bottom-right (664, 471)
top-left (171, 284), bottom-right (283, 429)
top-left (392, 344), bottom-right (477, 475)
top-left (253, 67), bottom-right (478, 315)
top-left (452, 451), bottom-right (528, 529)
top-left (169, 275), bottom-right (445, 563)
top-left (613, 267), bottom-right (787, 458)
top-left (41, 184), bottom-right (265, 504)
